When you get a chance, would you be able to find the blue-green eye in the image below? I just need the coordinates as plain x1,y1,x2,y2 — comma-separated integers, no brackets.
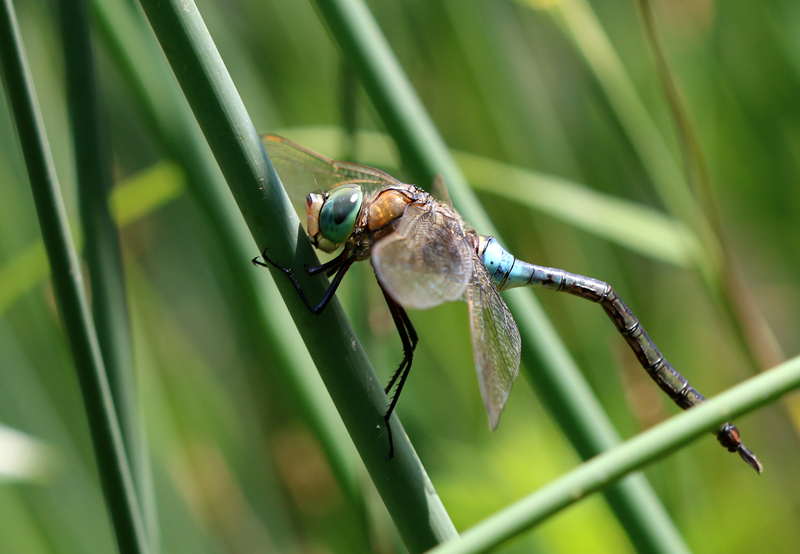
319,186,363,244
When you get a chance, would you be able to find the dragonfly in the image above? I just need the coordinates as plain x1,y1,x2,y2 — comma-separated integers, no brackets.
253,134,762,472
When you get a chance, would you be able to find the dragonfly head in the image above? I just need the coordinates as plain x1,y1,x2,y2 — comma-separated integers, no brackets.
305,185,363,253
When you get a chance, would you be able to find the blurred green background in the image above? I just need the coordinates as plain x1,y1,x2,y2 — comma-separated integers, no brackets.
2,0,800,552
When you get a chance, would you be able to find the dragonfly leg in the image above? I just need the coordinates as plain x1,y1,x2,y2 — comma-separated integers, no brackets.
379,286,418,460
253,249,355,315
513,260,763,472
305,249,348,277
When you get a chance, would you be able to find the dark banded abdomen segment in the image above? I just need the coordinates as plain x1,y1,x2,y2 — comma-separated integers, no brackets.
590,285,700,409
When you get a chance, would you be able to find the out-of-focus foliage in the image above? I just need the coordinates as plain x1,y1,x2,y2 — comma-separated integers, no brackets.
2,0,800,553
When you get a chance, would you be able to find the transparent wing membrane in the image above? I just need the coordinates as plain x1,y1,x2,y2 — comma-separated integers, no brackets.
372,203,472,309
466,256,521,429
262,134,402,215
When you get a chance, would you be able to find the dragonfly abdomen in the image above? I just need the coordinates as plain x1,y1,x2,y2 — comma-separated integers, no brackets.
477,236,762,472
480,236,575,292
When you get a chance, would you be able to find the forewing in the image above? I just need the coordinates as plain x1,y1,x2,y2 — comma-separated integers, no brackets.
262,135,402,213
467,257,521,429
372,203,471,310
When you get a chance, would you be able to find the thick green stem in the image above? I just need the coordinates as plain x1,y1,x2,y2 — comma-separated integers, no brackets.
135,0,457,551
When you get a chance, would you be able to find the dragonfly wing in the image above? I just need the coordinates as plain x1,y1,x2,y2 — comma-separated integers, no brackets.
430,174,453,208
262,135,403,213
467,257,521,430
372,203,472,310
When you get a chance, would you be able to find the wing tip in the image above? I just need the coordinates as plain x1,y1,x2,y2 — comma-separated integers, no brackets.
484,393,508,431
488,409,501,431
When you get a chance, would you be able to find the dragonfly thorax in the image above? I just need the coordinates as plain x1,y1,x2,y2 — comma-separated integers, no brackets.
305,186,364,252
365,187,415,232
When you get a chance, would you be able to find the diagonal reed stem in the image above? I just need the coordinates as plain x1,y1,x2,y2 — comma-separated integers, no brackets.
135,0,457,551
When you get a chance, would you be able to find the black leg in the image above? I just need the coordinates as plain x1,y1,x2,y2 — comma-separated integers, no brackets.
305,250,348,276
253,249,354,315
382,298,418,395
379,286,418,460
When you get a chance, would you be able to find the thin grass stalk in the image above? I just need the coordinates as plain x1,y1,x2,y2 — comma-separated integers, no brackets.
550,0,714,255
92,0,370,545
429,352,800,554
548,0,779,377
0,2,148,553
633,0,784,371
309,0,691,552
58,0,157,548
134,0,457,550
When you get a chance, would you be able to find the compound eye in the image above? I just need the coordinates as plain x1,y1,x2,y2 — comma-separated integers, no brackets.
319,186,363,244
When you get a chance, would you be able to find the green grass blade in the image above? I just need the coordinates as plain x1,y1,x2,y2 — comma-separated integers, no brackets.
61,0,136,434
0,2,148,553
58,0,156,548
134,0,457,551
429,352,800,554
308,1,691,552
